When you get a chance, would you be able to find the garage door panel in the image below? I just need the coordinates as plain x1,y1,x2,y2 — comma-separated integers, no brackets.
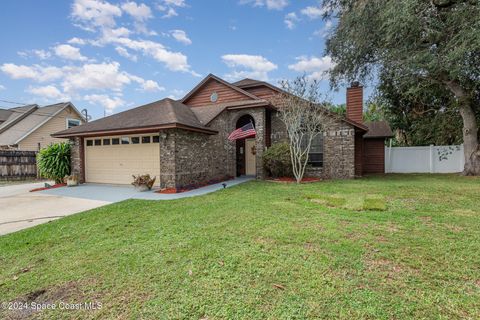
85,137,160,186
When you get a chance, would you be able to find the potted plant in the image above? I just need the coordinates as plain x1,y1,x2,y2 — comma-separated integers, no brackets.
65,174,79,187
132,174,156,192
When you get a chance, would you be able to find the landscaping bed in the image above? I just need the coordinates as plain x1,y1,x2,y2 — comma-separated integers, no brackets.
1,174,479,319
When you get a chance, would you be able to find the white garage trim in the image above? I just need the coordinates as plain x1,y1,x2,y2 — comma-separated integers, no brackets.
84,134,161,186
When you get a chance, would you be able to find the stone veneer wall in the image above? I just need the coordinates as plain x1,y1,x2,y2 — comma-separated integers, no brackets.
70,137,85,183
158,107,267,189
268,112,355,180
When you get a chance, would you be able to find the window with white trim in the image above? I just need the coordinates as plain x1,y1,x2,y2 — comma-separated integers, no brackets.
67,118,81,129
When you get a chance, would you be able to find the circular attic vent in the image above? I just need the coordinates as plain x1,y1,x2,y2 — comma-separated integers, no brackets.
210,91,218,103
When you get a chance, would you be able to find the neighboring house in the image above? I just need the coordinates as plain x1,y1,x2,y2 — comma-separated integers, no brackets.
53,74,392,189
0,102,84,151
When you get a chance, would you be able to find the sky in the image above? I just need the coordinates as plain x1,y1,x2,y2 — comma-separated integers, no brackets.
0,0,359,120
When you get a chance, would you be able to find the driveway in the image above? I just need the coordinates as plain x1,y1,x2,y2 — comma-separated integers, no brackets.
0,182,109,236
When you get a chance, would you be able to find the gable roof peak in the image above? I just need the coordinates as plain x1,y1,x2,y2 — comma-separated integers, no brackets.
180,73,260,103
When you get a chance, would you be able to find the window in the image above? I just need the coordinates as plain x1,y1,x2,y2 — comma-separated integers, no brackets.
103,138,111,145
121,137,130,144
67,118,81,129
86,140,93,146
142,136,151,144
94,139,101,146
302,135,324,168
152,135,160,143
112,138,120,145
131,137,140,144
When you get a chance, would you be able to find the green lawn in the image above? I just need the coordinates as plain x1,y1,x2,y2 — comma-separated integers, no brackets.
1,174,479,319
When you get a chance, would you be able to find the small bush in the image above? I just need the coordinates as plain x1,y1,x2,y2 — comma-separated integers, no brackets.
263,142,293,178
37,142,71,184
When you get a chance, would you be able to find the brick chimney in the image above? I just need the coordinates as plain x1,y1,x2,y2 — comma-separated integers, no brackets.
346,81,363,123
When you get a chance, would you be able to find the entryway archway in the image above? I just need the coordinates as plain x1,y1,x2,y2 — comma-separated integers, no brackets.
235,114,256,176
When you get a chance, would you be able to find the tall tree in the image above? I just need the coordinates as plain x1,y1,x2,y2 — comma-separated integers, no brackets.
323,0,480,175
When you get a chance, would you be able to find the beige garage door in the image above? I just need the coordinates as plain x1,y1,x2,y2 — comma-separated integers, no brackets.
84,135,160,186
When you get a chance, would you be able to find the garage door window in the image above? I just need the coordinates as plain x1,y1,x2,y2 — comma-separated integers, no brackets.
86,140,93,146
131,137,140,144
94,139,102,146
103,139,110,145
142,136,151,143
153,136,160,143
121,137,130,144
112,138,120,145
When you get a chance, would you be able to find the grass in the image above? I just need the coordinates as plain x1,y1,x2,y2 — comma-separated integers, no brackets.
0,178,44,186
1,174,479,319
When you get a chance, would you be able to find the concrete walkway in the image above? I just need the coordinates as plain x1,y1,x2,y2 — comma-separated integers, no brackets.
40,176,254,202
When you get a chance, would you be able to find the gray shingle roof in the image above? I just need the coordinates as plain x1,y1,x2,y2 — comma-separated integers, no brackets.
0,103,71,146
364,121,393,138
53,98,216,137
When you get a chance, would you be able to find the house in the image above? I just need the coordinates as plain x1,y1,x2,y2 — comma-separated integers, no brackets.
0,102,85,151
53,74,392,189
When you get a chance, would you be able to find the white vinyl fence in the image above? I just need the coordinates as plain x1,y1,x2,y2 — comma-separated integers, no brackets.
385,145,464,173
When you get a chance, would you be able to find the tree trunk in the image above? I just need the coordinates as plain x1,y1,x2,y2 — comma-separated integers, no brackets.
444,80,480,175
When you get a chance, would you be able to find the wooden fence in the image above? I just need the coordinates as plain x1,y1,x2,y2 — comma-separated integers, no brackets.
0,150,37,180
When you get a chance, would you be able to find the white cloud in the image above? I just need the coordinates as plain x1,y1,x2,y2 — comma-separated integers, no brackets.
170,30,192,45
313,20,333,38
167,88,185,99
0,63,63,82
107,37,195,74
33,50,51,60
163,0,186,7
115,46,138,61
156,0,185,18
84,94,125,114
71,0,122,30
288,55,335,80
54,44,88,61
241,0,289,10
121,2,152,21
0,84,5,90
140,80,165,92
68,37,87,45
121,2,156,34
27,85,70,100
62,61,132,93
300,5,326,19
284,12,299,29
222,54,277,81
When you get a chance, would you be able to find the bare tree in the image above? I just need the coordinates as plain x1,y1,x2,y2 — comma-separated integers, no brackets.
274,76,337,183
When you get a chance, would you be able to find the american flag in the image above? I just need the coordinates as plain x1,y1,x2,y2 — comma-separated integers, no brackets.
228,122,256,141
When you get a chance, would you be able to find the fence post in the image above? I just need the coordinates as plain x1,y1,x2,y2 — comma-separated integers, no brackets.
429,144,434,173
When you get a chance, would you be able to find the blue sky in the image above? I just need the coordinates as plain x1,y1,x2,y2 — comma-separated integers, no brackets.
0,0,354,119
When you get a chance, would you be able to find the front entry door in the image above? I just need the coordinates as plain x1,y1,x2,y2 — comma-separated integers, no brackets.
245,139,256,176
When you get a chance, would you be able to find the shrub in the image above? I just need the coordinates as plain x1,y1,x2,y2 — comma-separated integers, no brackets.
37,142,71,184
263,142,293,178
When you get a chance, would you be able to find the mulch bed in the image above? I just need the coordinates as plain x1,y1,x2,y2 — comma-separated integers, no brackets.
30,183,66,192
268,177,321,183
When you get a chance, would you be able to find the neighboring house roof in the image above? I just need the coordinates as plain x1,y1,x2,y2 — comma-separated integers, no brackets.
0,105,38,133
363,121,393,138
180,74,260,103
0,103,81,146
53,98,217,138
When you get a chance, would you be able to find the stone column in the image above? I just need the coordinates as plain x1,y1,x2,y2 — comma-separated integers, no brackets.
70,137,85,183
159,130,176,189
253,108,266,179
